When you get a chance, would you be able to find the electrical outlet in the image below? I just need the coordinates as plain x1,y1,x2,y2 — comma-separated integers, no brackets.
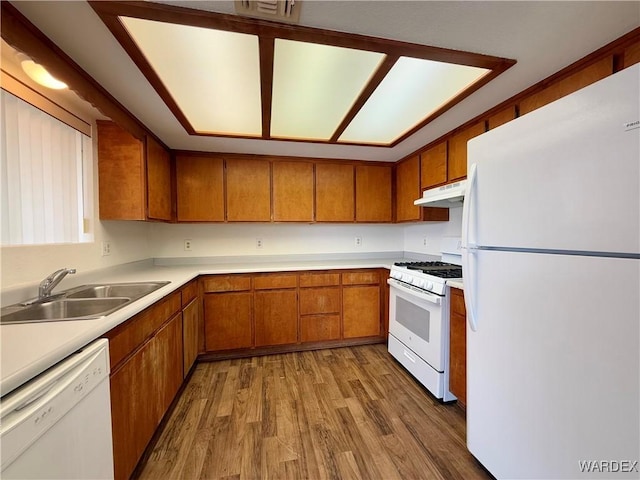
101,241,111,256
256,238,263,249
355,236,363,247
184,239,193,251
423,236,428,247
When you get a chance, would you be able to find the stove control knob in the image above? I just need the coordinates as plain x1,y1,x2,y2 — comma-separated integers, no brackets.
416,279,426,288
425,281,434,290
402,274,411,283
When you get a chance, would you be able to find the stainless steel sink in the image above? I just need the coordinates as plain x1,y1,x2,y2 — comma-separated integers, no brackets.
1,298,131,324
63,282,170,300
0,281,170,325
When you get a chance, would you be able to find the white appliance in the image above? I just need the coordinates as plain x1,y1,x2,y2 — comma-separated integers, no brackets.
414,179,467,208
387,237,462,401
0,339,114,479
462,64,639,479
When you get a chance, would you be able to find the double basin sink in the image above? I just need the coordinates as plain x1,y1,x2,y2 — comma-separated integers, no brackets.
0,281,170,325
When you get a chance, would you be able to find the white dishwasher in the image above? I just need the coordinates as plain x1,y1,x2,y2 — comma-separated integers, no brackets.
0,338,114,479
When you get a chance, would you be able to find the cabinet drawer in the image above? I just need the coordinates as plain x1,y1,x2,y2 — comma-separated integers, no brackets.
253,274,297,290
300,314,341,342
299,287,340,315
450,288,466,315
106,291,181,370
342,271,380,285
181,281,198,306
299,272,340,287
202,275,251,292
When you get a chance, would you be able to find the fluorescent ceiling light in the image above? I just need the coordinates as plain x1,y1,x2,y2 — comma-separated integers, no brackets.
20,59,68,90
92,4,514,147
120,16,262,136
339,57,490,145
271,39,385,141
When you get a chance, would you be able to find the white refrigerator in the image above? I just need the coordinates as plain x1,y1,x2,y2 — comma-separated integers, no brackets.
462,64,640,479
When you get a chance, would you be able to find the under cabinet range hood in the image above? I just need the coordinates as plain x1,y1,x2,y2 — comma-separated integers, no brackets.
414,179,467,208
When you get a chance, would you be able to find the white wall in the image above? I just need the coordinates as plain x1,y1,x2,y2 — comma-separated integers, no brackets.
148,222,404,258
403,206,463,255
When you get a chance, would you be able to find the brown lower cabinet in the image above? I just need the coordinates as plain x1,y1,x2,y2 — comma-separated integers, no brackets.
181,283,200,378
204,292,253,351
203,269,386,355
449,287,467,407
106,298,183,480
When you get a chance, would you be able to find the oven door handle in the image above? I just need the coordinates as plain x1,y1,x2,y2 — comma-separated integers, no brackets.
387,278,442,305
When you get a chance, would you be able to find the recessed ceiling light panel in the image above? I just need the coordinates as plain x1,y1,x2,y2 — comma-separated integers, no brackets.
339,57,490,145
120,16,262,136
271,39,385,141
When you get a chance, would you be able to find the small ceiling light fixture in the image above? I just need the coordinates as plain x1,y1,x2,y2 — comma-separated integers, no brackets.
20,58,68,90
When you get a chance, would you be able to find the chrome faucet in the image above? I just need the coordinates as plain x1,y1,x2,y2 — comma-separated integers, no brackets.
39,268,76,299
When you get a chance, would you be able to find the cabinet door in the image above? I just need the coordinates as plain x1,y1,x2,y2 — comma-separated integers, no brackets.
204,292,253,351
395,155,421,222
449,288,467,406
154,314,184,414
110,338,154,480
272,161,314,222
448,122,486,181
97,121,145,220
355,165,392,222
420,142,447,189
300,315,341,342
299,287,341,315
182,297,199,377
316,163,354,222
487,106,516,131
624,41,640,68
176,154,224,221
343,285,381,338
226,159,271,221
519,56,613,116
146,136,172,221
110,314,183,480
254,290,298,346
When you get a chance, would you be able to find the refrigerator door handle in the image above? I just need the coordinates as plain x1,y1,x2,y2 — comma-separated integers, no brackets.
462,162,478,331
461,162,477,250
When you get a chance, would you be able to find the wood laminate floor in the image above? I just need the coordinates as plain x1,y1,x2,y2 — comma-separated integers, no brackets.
136,344,490,480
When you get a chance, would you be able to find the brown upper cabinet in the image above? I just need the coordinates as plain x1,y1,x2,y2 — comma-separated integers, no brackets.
624,41,640,68
447,121,486,182
397,155,449,222
395,155,422,222
176,154,225,222
272,161,314,222
97,121,172,221
488,106,516,131
519,56,613,116
355,164,392,222
420,141,447,190
226,158,271,221
315,163,355,222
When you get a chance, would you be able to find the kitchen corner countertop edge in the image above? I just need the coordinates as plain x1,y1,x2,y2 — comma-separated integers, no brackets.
447,280,464,290
1,257,401,396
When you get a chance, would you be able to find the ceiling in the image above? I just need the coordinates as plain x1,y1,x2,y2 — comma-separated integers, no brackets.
7,1,640,161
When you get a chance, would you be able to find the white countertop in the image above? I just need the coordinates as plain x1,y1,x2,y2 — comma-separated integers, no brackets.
1,256,403,396
447,279,464,290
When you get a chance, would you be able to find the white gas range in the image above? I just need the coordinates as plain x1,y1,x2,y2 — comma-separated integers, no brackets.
387,237,462,402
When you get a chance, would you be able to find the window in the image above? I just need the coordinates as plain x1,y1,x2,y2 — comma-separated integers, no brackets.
0,89,93,245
